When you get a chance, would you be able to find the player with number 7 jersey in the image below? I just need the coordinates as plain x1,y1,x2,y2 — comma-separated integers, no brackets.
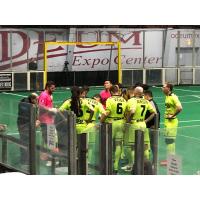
124,86,156,171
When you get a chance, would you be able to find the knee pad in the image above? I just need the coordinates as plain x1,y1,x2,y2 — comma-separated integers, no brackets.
165,138,175,144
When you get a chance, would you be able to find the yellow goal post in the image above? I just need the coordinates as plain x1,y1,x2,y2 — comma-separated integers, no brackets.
43,41,122,87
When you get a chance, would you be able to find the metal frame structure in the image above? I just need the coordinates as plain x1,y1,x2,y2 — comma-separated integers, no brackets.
43,41,122,87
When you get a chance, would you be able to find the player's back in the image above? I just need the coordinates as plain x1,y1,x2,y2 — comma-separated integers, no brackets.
132,97,155,121
106,95,127,121
83,98,104,121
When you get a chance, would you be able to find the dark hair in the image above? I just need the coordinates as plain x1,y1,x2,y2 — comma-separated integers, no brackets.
82,85,90,92
135,83,149,91
28,93,38,100
70,86,81,116
166,82,173,91
114,83,123,89
80,85,90,94
45,81,55,89
93,93,101,99
144,90,153,97
110,85,119,94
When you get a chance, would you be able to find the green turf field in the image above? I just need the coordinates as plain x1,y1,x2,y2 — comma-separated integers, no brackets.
1,85,200,174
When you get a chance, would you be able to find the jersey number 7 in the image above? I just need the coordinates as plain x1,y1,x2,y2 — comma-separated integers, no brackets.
141,105,146,116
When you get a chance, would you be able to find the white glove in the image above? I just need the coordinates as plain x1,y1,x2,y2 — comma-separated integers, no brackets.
49,108,58,114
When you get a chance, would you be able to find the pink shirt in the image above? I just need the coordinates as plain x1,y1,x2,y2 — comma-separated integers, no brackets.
38,91,54,124
100,90,111,109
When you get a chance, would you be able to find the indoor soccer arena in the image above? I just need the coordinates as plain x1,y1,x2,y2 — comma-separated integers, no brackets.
1,26,200,175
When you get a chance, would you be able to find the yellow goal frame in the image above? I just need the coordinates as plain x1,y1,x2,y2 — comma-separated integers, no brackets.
43,41,122,87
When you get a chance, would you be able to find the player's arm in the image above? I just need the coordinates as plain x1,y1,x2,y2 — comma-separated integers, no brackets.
100,110,110,123
126,100,136,123
38,98,57,114
85,100,94,123
167,97,183,119
59,99,70,112
145,102,156,124
100,99,111,123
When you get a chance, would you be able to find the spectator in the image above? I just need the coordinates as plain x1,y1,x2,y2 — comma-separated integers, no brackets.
17,93,40,166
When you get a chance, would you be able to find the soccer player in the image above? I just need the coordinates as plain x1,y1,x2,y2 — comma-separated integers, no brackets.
83,94,106,165
124,86,156,171
100,85,127,173
100,80,112,109
144,90,160,159
160,83,182,166
59,86,94,134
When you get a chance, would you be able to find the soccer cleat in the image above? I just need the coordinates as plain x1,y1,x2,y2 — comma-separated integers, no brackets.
121,164,132,172
160,160,167,166
46,160,60,167
113,170,118,175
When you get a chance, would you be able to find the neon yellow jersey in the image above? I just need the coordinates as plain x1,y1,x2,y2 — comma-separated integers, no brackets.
106,95,127,120
84,98,105,121
165,93,182,118
59,98,94,122
127,97,136,112
127,97,155,121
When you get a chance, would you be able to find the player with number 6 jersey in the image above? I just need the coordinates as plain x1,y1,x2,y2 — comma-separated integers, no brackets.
101,85,127,173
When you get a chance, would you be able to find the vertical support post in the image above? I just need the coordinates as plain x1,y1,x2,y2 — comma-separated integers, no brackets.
99,123,106,174
177,31,180,85
117,42,122,84
192,30,196,85
29,104,36,175
107,123,113,175
152,114,159,175
134,130,144,175
99,123,113,175
2,134,7,164
77,133,87,175
162,68,166,86
43,42,47,89
68,112,77,175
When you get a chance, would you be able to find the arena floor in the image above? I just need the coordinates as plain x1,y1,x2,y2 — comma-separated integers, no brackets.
1,85,200,174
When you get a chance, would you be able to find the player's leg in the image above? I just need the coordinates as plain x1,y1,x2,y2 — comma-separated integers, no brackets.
122,123,135,171
164,118,178,155
86,122,96,164
144,127,150,160
113,121,123,172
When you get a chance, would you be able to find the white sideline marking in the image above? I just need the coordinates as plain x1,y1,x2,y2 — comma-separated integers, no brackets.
160,119,200,125
157,100,200,104
154,94,200,98
192,95,200,99
178,134,200,142
179,120,200,123
153,85,200,93
2,92,27,98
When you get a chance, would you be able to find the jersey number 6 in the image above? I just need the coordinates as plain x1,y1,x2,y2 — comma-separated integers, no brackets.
117,103,123,114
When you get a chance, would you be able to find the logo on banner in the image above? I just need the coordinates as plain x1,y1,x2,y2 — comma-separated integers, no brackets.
167,154,182,175
47,124,57,150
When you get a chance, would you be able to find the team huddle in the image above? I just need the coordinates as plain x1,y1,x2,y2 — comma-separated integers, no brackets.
18,80,182,174
58,80,181,173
